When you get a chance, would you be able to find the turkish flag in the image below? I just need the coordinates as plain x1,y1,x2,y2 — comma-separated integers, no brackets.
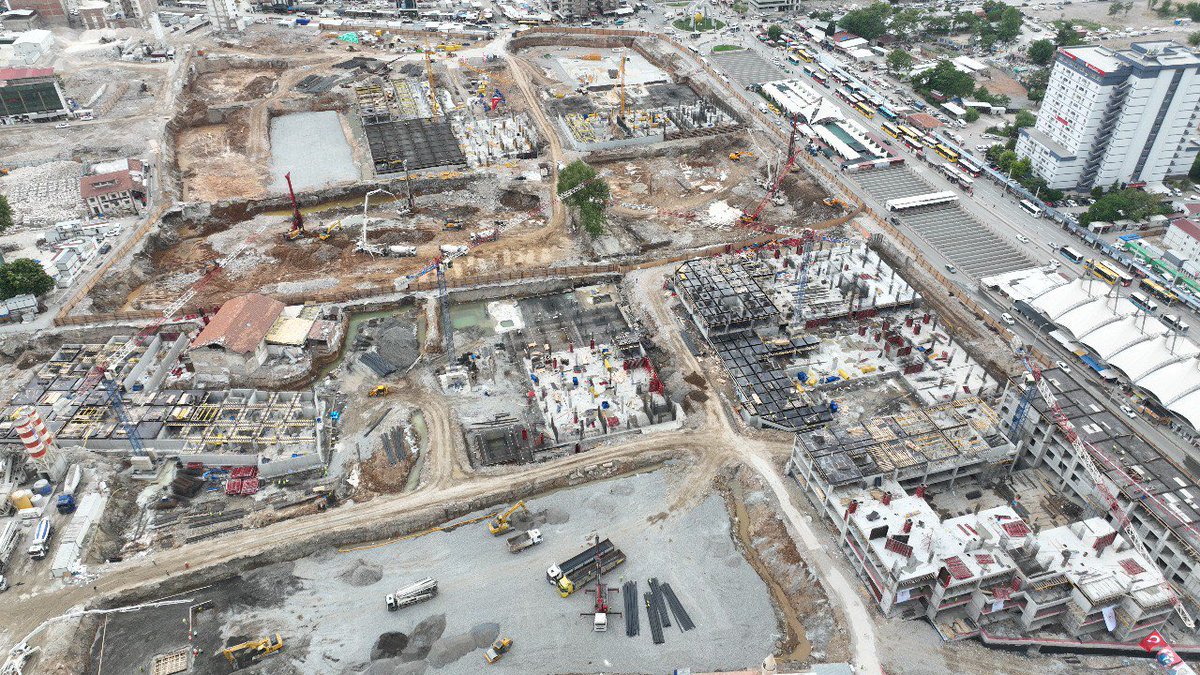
1140,631,1167,652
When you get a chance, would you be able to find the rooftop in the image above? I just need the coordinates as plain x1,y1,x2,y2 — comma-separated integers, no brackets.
0,66,52,81
190,293,286,354
79,169,144,200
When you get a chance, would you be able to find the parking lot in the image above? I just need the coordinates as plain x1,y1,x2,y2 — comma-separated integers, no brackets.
709,50,785,88
852,167,1035,279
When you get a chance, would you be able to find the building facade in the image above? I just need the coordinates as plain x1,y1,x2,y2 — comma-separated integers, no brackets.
1016,42,1200,191
1164,218,1200,262
79,160,147,217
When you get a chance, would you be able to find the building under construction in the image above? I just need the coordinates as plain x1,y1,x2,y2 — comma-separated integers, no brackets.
1002,366,1200,627
788,401,1177,645
0,335,324,474
672,242,994,431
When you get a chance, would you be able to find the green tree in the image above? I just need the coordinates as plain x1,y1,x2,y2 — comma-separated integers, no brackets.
965,108,981,122
1028,39,1056,65
996,6,1023,41
767,24,783,41
0,195,12,234
558,160,610,237
731,1,748,14
1190,31,1200,47
1053,20,1084,46
1015,109,1037,128
1024,68,1051,101
912,59,976,98
886,49,914,76
838,2,891,40
1108,1,1124,15
0,259,54,300
1080,188,1165,225
1191,153,1200,181
985,144,1006,164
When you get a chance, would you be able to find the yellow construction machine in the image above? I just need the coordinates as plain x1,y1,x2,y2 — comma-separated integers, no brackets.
443,221,463,231
318,220,343,241
822,197,847,208
222,634,283,669
484,637,512,664
488,501,527,536
729,151,753,161
368,384,391,397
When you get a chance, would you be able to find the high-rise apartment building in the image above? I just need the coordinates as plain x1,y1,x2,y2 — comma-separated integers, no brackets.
1016,41,1200,191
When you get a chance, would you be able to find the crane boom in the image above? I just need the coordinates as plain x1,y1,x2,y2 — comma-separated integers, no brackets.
1022,359,1196,629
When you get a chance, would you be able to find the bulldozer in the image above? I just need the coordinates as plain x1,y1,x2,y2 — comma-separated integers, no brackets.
488,501,527,536
368,384,390,397
222,634,283,669
484,637,512,664
729,151,753,161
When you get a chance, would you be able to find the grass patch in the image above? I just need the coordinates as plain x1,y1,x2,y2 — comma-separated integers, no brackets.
712,44,742,52
672,16,725,32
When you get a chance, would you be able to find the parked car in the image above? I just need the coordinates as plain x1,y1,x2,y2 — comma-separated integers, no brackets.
1055,360,1071,373
1016,234,1030,244
945,264,957,274
1119,404,1138,419
1001,312,1016,326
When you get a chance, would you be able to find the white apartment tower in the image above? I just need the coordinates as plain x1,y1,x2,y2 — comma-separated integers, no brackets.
1016,41,1200,191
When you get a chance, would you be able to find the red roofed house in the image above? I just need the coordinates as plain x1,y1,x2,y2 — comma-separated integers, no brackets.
190,293,286,381
1165,218,1200,262
79,159,146,217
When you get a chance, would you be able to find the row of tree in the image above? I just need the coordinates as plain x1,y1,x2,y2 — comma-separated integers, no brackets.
0,195,70,301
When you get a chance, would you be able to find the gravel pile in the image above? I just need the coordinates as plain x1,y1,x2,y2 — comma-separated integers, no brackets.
338,559,384,587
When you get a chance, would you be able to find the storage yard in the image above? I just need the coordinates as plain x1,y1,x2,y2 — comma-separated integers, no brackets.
0,12,1196,675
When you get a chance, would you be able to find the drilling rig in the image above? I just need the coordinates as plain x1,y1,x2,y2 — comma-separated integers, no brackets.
283,172,305,241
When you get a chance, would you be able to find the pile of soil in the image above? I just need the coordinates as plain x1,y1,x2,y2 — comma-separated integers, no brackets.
338,559,384,587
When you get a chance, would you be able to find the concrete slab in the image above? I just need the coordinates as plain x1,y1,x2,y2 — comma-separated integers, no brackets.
269,111,358,193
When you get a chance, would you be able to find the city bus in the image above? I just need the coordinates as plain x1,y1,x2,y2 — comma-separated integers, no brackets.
939,164,975,191
787,53,801,65
854,102,875,119
934,144,960,162
878,105,898,121
836,87,857,103
796,48,815,62
902,136,924,152
1142,279,1180,305
1059,245,1084,264
1085,259,1133,287
958,155,984,177
898,125,920,140
1129,291,1159,314
1162,313,1190,333
810,71,828,86
1019,199,1043,217
881,122,901,139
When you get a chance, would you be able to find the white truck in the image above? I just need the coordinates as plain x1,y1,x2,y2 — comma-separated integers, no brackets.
386,245,418,257
27,517,51,560
0,519,20,571
506,528,543,553
385,577,438,611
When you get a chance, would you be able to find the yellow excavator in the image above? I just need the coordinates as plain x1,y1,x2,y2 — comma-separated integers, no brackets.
729,151,753,161
318,220,343,241
488,501,527,536
222,634,283,669
368,384,391,397
822,197,847,208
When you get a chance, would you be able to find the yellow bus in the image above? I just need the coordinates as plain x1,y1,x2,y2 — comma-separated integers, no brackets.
898,125,920,140
881,122,901,139
796,48,815,62
1085,259,1132,287
854,102,875,119
934,144,960,162
1142,279,1180,305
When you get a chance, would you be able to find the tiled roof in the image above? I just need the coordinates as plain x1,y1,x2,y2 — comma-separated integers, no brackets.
190,294,285,354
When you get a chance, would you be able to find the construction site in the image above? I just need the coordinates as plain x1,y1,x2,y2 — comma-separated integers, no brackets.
1,16,1196,675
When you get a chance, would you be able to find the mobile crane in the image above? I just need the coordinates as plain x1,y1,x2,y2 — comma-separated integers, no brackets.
488,500,528,536
283,172,305,241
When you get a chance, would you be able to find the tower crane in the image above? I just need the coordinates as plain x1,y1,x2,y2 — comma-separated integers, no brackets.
405,171,608,365
1017,356,1197,629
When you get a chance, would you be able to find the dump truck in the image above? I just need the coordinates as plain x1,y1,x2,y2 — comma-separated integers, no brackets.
556,547,625,597
27,517,51,560
506,528,542,553
470,227,499,244
547,537,626,596
386,577,438,611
